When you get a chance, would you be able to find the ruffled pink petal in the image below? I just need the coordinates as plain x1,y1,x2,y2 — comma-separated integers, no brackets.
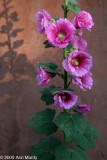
36,67,51,87
78,28,83,36
62,59,70,73
72,72,93,91
46,18,76,48
54,91,78,109
71,36,87,52
76,104,90,115
36,9,52,34
72,10,94,35
63,50,92,77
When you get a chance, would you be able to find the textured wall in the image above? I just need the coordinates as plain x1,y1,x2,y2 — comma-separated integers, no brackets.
0,0,107,159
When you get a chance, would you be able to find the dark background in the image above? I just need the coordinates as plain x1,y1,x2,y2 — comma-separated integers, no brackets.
0,0,107,159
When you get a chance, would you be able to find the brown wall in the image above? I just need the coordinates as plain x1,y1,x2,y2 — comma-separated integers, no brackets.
0,0,107,159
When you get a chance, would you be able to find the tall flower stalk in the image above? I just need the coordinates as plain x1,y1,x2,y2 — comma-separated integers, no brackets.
64,0,68,91
28,0,100,160
63,1,68,145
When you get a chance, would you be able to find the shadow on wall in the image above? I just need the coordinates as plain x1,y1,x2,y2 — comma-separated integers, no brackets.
0,0,36,155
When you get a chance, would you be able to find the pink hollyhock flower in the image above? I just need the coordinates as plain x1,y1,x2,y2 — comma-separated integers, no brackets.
36,9,52,34
54,91,78,109
71,35,87,52
36,66,51,87
72,11,94,36
62,50,92,77
46,18,76,48
76,104,90,115
72,72,93,91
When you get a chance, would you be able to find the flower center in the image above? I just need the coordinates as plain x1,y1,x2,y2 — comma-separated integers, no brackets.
71,58,79,67
58,33,65,41
61,93,69,101
61,95,67,100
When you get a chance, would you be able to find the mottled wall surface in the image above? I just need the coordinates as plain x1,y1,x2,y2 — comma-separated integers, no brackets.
0,0,107,159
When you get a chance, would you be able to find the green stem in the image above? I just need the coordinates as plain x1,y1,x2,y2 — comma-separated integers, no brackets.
68,108,72,114
57,73,64,79
63,48,67,90
65,0,68,6
63,0,68,145
64,0,68,18
67,79,72,88
63,0,68,90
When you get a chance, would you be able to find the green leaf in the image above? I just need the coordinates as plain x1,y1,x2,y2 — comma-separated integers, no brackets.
40,85,55,105
31,137,61,160
55,112,100,150
56,144,72,160
73,134,95,149
53,17,60,21
51,88,74,95
43,40,55,48
28,108,57,136
56,144,89,160
73,121,100,149
68,5,81,14
37,61,60,73
73,145,89,160
85,122,100,139
55,112,86,142
68,0,78,5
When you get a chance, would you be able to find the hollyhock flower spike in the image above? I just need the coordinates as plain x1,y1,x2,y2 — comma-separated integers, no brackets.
71,35,87,52
72,10,94,36
29,1,100,159
76,104,90,115
46,18,76,48
62,50,92,77
36,9,52,34
72,72,93,91
54,91,78,109
36,66,51,87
